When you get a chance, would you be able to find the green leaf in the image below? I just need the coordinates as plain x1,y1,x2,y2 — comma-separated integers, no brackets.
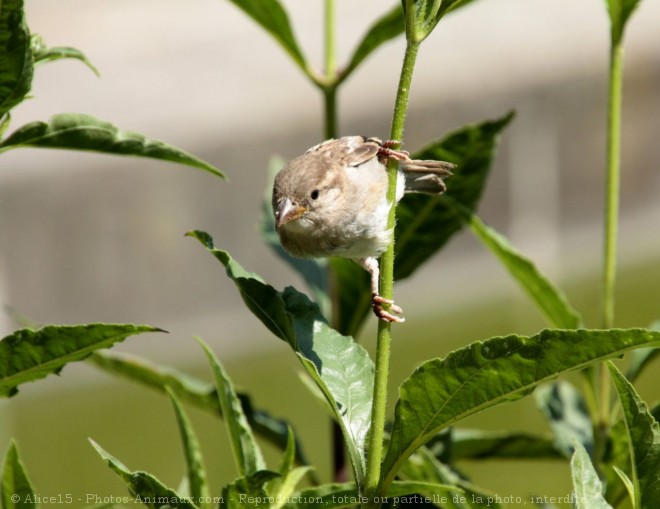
281,481,458,509
89,349,311,468
439,428,561,461
0,323,161,397
0,113,11,138
167,389,209,507
612,466,635,508
395,112,514,280
196,337,266,477
342,5,404,82
90,440,197,509
0,0,33,118
457,207,582,329
403,0,478,42
267,432,313,509
260,157,330,316
30,34,99,76
188,231,374,486
221,470,280,509
380,328,660,493
227,0,307,74
608,362,660,508
626,348,660,383
386,480,461,505
625,321,660,382
329,257,371,337
1,441,36,509
281,483,357,509
0,113,225,178
400,447,502,509
571,441,612,509
535,381,593,457
604,417,632,507
605,0,643,46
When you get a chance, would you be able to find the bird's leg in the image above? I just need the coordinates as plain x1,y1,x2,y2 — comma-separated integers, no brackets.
378,140,411,162
358,257,404,323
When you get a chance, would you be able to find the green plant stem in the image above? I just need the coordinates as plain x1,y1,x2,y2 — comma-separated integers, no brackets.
594,41,624,466
324,87,337,140
364,39,420,507
322,0,338,140
602,43,623,331
322,0,347,484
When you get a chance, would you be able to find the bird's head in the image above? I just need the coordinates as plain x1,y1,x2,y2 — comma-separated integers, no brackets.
272,155,342,232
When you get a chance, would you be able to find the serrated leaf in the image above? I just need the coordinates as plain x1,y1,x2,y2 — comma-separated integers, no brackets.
341,5,404,82
90,440,197,509
260,157,330,316
89,349,312,468
0,0,33,118
0,113,225,178
221,470,280,509
188,231,374,486
571,441,612,509
400,447,502,509
438,428,561,461
197,337,266,477
31,34,99,76
380,328,660,493
605,0,643,46
1,441,36,509
608,363,660,508
167,389,209,507
535,381,593,457
227,0,307,73
0,323,161,397
456,206,582,329
395,112,514,280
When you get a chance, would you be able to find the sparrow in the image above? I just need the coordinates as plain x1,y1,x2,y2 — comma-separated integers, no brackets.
272,136,454,323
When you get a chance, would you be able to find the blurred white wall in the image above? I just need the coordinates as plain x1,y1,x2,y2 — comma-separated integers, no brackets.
1,0,659,365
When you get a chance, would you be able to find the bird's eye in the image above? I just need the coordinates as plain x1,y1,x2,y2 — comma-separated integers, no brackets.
310,189,320,200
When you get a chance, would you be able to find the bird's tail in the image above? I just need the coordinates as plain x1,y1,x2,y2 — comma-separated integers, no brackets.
401,159,455,195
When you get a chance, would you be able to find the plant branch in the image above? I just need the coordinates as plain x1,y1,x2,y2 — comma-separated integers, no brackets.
364,39,421,507
602,43,623,330
594,39,625,469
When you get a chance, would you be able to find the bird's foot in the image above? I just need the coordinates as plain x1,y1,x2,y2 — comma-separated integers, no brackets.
372,293,405,323
378,140,411,162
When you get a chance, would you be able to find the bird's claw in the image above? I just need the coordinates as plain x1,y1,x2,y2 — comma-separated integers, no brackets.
372,293,405,323
378,140,411,162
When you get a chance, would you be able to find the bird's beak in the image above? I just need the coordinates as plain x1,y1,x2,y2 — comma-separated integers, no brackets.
275,198,306,229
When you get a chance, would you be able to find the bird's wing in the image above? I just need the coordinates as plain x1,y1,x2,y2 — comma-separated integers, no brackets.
307,136,380,168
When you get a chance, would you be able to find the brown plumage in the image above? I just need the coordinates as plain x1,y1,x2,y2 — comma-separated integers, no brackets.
272,136,454,322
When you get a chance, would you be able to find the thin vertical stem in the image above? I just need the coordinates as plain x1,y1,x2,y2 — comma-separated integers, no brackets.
324,0,336,79
602,43,623,330
323,0,337,140
364,40,420,507
322,0,346,484
324,87,337,140
595,41,624,460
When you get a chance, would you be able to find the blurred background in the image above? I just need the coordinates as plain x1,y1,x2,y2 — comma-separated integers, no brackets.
1,0,659,505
